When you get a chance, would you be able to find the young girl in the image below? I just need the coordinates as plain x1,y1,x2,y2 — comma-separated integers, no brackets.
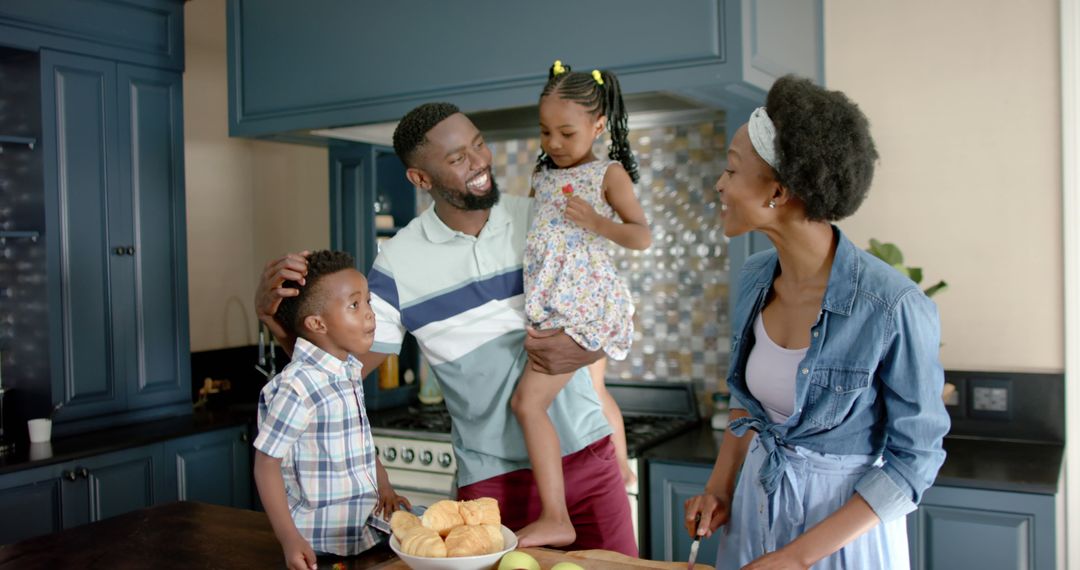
510,61,651,548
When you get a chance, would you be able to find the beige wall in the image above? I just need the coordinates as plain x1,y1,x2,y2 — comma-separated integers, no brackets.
825,0,1062,371
184,0,329,352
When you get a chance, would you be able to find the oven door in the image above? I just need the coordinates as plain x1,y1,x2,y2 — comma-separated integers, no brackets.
383,467,456,508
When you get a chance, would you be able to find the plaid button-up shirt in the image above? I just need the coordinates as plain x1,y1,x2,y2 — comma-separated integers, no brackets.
254,337,380,555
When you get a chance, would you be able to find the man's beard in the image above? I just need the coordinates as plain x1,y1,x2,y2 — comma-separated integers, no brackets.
431,174,500,211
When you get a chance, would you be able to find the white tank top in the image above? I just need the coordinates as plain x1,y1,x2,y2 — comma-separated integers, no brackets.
746,312,808,424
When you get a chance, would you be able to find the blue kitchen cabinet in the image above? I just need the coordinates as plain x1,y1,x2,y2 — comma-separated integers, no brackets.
907,485,1056,570
0,0,184,70
160,426,252,509
0,463,64,544
226,0,823,136
41,50,127,422
0,445,159,545
115,62,191,413
329,143,415,274
67,445,160,526
40,48,190,431
329,142,422,409
649,461,721,566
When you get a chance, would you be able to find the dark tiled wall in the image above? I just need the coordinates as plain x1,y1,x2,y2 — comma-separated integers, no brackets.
0,47,47,443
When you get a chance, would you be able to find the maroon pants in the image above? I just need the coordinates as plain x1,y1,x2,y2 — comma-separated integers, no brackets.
457,436,638,557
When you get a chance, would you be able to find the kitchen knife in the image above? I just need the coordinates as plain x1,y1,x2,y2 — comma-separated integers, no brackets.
687,512,702,570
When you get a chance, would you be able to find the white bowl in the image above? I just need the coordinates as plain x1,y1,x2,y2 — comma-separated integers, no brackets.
389,525,518,570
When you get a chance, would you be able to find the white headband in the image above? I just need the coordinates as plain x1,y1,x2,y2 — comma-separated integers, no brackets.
748,106,778,170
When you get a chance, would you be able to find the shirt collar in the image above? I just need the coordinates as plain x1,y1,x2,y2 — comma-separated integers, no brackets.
749,225,860,316
821,226,859,316
293,337,364,382
419,198,511,243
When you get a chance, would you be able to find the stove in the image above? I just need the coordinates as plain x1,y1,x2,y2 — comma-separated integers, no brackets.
607,380,701,552
369,404,453,440
370,404,457,507
368,381,701,554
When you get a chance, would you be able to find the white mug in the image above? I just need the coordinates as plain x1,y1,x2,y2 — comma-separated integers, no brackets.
27,418,52,443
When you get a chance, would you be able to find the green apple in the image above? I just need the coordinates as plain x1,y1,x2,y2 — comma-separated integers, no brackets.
497,551,541,570
550,563,585,570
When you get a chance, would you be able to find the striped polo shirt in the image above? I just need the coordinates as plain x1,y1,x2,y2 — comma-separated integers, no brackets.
368,194,612,487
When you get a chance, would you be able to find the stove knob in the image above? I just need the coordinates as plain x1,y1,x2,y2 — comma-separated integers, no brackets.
384,447,397,462
438,452,453,468
419,450,433,465
402,448,415,464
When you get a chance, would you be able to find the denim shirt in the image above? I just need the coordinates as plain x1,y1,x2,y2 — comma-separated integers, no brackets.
726,226,949,523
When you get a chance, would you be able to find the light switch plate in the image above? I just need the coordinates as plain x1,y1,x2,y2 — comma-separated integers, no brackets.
968,377,1012,420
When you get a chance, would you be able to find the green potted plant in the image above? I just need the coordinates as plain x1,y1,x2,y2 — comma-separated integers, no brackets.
866,239,947,298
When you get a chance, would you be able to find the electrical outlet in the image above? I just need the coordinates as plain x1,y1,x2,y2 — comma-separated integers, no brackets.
968,377,1012,420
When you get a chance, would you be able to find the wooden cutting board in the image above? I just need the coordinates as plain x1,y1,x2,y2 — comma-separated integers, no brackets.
372,547,715,569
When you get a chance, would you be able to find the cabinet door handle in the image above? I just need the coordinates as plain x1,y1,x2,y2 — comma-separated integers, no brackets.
125,246,135,256
240,432,249,442
62,470,77,481
77,467,89,479
113,247,126,256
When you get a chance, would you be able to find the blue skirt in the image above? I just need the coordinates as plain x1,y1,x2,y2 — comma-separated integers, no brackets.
715,435,909,569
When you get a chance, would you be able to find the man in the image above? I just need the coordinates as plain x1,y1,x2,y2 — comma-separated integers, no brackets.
255,102,636,556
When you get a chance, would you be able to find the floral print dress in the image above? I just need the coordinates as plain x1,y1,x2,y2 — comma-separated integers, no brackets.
524,160,634,360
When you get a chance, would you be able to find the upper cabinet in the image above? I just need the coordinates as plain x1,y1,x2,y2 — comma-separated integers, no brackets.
0,0,189,435
0,0,184,70
227,0,823,136
41,50,190,428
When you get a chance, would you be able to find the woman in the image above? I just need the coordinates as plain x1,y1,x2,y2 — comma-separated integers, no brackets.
683,75,949,569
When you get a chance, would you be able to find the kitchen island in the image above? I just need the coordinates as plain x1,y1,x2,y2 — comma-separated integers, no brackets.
0,501,713,569
0,501,397,569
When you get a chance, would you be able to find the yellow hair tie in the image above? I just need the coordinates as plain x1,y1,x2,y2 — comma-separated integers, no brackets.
592,70,604,85
552,60,566,76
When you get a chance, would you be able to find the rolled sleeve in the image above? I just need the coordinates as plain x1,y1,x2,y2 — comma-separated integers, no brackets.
254,380,313,459
854,466,918,522
368,261,405,355
863,289,949,522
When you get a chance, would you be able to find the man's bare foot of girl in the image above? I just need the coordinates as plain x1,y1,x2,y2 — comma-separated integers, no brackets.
516,517,576,548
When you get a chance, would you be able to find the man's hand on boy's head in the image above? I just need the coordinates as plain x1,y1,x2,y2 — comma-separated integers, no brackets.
256,251,311,350
524,326,604,375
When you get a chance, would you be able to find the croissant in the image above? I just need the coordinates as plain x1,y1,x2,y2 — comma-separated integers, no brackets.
400,526,447,558
479,523,504,552
422,500,465,537
444,524,500,557
458,497,501,526
389,510,421,542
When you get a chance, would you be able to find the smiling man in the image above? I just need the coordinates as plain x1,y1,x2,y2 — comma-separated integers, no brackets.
255,103,637,556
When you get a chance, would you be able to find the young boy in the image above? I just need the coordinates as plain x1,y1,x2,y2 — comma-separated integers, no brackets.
253,250,410,570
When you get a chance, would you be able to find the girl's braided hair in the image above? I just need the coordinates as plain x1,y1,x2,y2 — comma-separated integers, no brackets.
535,62,639,183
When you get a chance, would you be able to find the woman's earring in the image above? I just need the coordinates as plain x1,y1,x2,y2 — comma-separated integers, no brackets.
768,200,777,209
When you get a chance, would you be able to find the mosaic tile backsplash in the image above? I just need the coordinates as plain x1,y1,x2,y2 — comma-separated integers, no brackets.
413,118,732,395
488,119,733,396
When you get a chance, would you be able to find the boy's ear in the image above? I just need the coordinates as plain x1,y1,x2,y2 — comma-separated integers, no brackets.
302,314,327,336
406,167,431,190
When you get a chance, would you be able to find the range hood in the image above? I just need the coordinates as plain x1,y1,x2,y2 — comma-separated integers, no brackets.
310,91,724,146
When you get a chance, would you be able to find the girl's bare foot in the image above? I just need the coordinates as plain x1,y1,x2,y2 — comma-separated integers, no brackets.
516,517,577,548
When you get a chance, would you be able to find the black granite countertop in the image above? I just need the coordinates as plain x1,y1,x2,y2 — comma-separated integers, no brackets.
0,407,255,476
643,423,1064,495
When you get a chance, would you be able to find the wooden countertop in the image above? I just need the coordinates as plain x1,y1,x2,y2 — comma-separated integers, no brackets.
0,501,396,569
0,502,714,569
